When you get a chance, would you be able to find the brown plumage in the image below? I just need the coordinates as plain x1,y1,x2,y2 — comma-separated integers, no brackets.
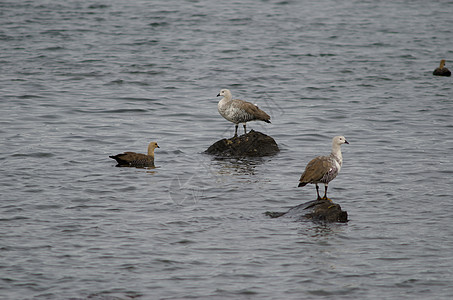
110,141,159,168
433,59,451,76
298,136,349,201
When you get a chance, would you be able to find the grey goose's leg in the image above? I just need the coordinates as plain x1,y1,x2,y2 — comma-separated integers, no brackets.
323,184,331,201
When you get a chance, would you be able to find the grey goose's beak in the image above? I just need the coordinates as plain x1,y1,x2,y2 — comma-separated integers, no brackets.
217,93,221,97
345,140,349,144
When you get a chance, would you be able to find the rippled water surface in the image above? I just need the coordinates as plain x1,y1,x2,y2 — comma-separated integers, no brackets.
1,0,453,299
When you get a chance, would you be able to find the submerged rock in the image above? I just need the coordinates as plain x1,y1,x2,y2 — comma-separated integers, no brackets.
205,130,279,157
265,199,348,223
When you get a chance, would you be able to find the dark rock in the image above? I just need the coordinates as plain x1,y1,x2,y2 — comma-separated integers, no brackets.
265,199,348,223
205,130,279,157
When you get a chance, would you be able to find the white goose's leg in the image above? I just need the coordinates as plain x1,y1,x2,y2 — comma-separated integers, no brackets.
315,184,321,200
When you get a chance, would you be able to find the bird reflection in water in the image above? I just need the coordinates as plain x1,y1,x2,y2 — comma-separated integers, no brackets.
208,157,268,183
298,222,347,239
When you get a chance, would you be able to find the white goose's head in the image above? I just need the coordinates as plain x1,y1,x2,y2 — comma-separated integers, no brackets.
217,89,232,100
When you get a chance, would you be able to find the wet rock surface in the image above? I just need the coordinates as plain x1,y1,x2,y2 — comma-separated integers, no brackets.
205,130,279,157
265,199,348,223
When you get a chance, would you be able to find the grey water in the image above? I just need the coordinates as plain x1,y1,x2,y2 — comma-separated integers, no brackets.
1,0,453,299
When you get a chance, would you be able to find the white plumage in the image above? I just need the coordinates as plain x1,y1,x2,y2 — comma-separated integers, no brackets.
217,89,271,137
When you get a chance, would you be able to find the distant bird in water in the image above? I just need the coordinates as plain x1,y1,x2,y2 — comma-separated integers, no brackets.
217,89,271,137
433,59,451,76
110,141,159,168
298,136,349,201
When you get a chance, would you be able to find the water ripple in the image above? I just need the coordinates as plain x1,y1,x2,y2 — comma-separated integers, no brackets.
1,0,452,299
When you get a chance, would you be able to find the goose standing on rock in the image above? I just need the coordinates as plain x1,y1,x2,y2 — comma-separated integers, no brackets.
110,141,159,168
433,59,451,76
298,136,349,201
217,89,271,137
